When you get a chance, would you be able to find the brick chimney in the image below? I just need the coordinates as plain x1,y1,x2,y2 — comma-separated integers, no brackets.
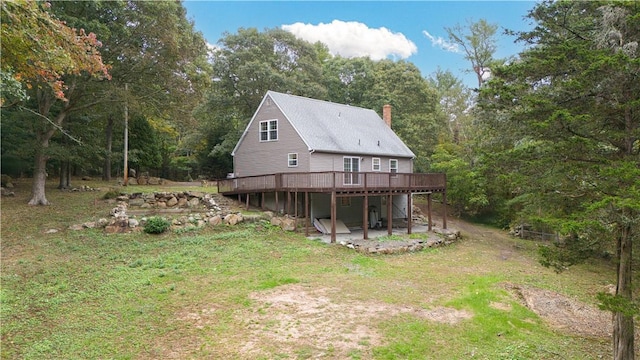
383,104,391,127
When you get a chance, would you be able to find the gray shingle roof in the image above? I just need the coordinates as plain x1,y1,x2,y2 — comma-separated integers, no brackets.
264,91,415,158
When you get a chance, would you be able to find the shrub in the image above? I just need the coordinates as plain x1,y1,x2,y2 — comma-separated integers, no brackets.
1,174,12,187
102,188,121,200
144,217,171,234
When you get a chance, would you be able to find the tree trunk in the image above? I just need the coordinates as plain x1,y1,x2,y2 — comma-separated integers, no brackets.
29,89,68,205
28,147,51,205
613,222,634,360
103,116,113,181
58,161,70,189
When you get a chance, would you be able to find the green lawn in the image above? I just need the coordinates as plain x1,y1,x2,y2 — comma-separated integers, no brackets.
1,179,614,359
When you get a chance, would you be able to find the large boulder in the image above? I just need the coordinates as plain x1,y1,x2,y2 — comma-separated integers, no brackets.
148,177,161,185
166,196,178,207
208,215,222,226
104,219,129,233
280,217,296,231
187,197,200,208
224,213,242,226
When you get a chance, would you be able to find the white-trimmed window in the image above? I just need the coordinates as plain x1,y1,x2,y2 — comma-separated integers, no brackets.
288,153,298,167
389,159,398,175
259,120,278,141
372,158,381,171
343,156,360,185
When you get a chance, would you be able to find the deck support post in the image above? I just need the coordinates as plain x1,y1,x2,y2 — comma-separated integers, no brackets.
304,192,309,237
427,193,433,231
294,191,298,229
407,193,412,235
330,191,337,243
443,191,447,229
275,191,279,214
246,193,250,210
363,194,369,240
261,192,265,210
387,193,392,235
287,191,291,215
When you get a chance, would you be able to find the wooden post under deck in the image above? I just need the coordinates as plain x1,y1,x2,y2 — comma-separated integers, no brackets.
427,193,433,231
387,193,392,235
330,191,337,243
275,191,279,214
363,194,369,240
261,192,265,210
443,191,447,229
407,193,412,235
304,192,309,237
294,191,298,229
246,193,250,210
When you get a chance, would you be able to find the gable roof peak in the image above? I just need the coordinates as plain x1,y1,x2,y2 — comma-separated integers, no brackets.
265,91,415,158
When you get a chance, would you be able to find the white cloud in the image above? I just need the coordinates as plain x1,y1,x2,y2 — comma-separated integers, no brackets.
282,20,417,60
422,31,461,54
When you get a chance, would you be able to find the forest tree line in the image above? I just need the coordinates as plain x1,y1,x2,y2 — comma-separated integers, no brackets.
1,1,639,357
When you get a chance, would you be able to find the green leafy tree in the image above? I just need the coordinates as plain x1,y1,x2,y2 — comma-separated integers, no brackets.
52,1,211,181
324,57,443,172
428,69,474,144
430,143,488,216
1,1,212,203
479,2,640,358
323,56,375,106
128,114,162,172
195,27,327,177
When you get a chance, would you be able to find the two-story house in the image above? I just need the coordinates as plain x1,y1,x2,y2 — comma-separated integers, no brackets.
218,91,447,242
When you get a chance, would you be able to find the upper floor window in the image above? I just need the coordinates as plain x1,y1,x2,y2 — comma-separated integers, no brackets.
260,120,278,141
288,153,298,167
372,158,381,171
389,159,398,175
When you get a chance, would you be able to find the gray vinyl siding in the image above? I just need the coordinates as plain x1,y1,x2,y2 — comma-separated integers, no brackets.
309,152,412,173
234,100,309,177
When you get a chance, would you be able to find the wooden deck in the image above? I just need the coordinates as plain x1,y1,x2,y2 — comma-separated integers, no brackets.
218,171,447,243
217,171,446,195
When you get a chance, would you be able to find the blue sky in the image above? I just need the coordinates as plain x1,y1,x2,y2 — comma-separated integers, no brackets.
183,1,537,89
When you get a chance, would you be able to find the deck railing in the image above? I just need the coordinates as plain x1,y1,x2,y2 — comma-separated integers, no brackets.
218,171,445,194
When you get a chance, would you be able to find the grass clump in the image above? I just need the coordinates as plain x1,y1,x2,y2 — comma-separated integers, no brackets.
102,188,121,200
376,234,404,242
143,216,171,234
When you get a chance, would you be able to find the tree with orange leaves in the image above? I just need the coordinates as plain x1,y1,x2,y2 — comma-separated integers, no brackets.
1,0,110,205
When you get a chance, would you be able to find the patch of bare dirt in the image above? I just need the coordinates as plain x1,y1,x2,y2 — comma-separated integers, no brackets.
507,283,612,338
237,284,472,358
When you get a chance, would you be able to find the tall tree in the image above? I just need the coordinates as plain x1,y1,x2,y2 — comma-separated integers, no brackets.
323,57,443,172
322,56,375,106
367,60,443,172
52,1,212,181
1,0,110,205
429,68,474,144
195,28,326,177
1,1,212,204
479,2,639,358
445,19,499,88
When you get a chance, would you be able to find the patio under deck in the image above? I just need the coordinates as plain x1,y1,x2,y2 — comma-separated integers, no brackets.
218,171,447,242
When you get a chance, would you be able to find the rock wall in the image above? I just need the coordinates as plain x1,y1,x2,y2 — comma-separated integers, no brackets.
65,191,297,233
